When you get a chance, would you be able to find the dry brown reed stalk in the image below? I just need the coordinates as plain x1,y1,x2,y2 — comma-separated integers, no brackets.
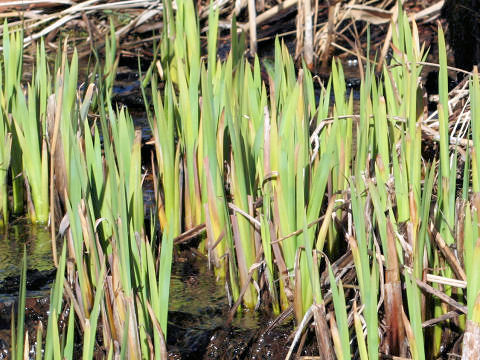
240,0,297,31
0,0,163,58
319,0,340,71
383,219,406,356
295,0,304,59
312,303,335,359
462,315,480,359
0,0,446,69
0,0,73,11
312,0,444,70
48,39,67,267
376,4,398,72
247,0,256,55
303,0,314,69
285,305,314,360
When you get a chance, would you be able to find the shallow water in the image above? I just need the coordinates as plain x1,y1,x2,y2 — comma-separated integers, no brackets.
168,255,227,358
167,253,296,359
0,223,55,299
0,223,55,359
0,222,293,359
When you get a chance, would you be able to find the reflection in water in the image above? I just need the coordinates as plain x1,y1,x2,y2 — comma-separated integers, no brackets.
0,222,55,282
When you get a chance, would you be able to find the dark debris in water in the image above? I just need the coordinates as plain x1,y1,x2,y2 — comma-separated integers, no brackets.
204,321,293,360
0,295,50,359
0,268,56,294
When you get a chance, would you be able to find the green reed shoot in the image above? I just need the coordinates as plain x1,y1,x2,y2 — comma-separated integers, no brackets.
0,105,11,226
149,76,180,334
472,68,480,193
328,264,350,359
11,248,26,360
12,82,49,223
438,25,456,251
1,22,24,215
463,68,480,353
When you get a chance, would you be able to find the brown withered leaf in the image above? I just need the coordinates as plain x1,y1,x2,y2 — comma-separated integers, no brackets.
383,219,406,357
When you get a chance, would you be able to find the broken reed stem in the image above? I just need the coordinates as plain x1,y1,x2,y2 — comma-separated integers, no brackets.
321,0,338,71
462,320,480,360
247,0,257,55
376,4,397,73
303,0,313,69
49,39,68,267
241,0,297,31
285,305,314,360
226,247,264,326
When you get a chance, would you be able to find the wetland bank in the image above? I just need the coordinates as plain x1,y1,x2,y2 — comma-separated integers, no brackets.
0,0,480,358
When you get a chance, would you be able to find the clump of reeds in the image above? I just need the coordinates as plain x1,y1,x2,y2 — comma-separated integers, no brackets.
146,0,480,357
4,0,480,358
1,17,170,359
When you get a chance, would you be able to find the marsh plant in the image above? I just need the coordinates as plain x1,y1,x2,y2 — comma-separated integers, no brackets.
3,0,480,358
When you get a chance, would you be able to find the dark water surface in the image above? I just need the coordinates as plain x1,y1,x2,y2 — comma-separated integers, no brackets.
0,223,55,359
0,222,55,298
167,253,295,359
